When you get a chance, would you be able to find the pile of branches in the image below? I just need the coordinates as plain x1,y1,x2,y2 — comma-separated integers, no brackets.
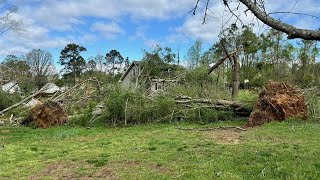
247,81,308,127
49,78,102,111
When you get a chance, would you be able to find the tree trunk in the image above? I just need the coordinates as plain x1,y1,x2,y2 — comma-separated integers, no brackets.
124,98,129,126
231,55,239,101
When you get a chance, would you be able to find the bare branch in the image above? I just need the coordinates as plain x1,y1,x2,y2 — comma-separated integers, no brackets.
268,12,320,20
202,0,210,24
188,0,201,15
223,0,244,25
193,0,320,40
0,1,22,36
238,0,320,40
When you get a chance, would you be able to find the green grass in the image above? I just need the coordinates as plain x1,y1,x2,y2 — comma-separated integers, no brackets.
1,120,320,179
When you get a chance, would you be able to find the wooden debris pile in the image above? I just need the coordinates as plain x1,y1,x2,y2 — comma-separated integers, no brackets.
23,101,68,128
247,81,307,127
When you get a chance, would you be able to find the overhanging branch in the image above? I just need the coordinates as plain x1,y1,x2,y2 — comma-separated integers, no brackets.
238,0,320,40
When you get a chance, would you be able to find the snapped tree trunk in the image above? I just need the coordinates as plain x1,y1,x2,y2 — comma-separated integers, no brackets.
231,54,240,101
221,41,240,100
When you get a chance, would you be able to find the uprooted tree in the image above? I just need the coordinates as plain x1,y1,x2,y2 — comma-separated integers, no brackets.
247,81,308,127
193,0,320,40
22,101,68,128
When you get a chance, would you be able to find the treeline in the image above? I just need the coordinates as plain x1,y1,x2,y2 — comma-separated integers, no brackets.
185,24,319,88
0,45,131,94
1,23,319,95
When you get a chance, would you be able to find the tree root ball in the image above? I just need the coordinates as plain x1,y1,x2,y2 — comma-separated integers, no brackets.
25,101,68,128
247,81,307,127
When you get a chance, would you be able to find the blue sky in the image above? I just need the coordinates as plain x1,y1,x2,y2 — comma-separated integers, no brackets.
1,0,320,65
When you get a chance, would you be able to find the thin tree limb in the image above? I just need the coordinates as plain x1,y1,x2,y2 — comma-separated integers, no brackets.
175,126,246,131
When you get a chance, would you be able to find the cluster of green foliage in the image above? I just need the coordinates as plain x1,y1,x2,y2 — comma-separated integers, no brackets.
99,85,176,126
305,89,320,122
0,90,21,111
186,24,320,88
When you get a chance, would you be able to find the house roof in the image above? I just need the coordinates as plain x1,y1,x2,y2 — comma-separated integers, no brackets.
1,81,20,93
24,98,42,107
119,61,141,82
42,83,60,94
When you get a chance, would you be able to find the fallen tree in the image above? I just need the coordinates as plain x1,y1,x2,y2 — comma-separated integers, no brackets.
247,81,308,127
0,78,101,116
175,96,252,117
0,83,53,115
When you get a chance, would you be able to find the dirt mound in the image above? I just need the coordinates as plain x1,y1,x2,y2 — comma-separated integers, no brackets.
247,81,307,127
25,101,68,128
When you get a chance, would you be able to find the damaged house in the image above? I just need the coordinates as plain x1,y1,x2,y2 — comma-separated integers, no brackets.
119,61,184,93
1,81,22,95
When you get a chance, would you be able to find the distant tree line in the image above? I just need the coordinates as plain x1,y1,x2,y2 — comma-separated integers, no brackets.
185,24,319,88
0,43,132,94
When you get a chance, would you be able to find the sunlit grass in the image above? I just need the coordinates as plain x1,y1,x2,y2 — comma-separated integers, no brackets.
1,120,320,179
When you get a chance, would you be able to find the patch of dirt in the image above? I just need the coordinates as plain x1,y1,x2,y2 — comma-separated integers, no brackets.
111,160,173,174
29,161,117,180
0,129,10,133
93,167,117,179
29,160,173,179
247,81,307,127
201,129,242,145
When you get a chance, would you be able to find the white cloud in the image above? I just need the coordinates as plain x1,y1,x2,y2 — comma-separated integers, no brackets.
165,33,188,44
1,0,319,58
130,26,160,48
91,22,124,39
0,0,194,57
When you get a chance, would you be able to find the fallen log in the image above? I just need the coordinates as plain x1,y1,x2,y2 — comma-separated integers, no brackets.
175,98,243,108
50,78,95,102
176,126,246,131
175,97,252,117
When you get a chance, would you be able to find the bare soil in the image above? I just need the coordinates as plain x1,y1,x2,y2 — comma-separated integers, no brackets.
29,161,117,180
201,129,242,145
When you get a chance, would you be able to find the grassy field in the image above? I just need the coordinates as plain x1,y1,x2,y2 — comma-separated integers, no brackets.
1,120,320,179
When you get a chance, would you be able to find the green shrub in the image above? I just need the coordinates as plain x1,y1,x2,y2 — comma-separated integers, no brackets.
101,86,177,126
0,90,21,111
306,89,320,121
103,86,133,125
236,90,258,109
167,67,228,100
182,108,234,124
99,83,240,126
68,100,102,127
